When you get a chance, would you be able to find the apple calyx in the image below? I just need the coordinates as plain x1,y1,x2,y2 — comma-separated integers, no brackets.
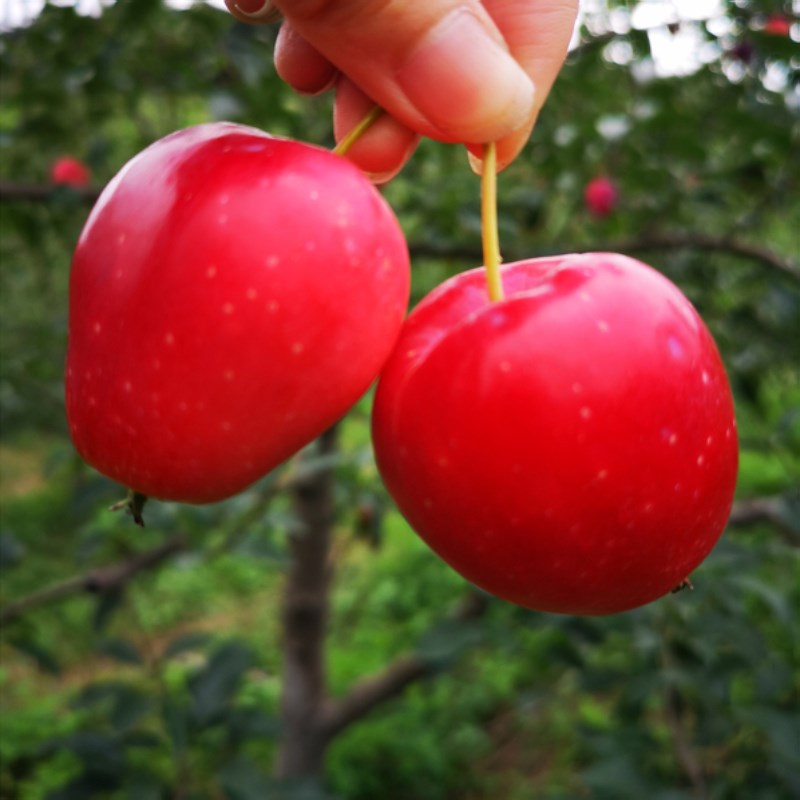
110,489,149,527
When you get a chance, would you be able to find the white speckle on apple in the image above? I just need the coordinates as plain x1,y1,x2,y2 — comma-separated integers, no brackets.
266,255,280,268
667,335,684,359
291,342,305,355
224,370,235,381
93,322,102,334
222,303,235,315
579,291,592,303
597,320,610,333
206,265,217,278
702,370,711,385
218,213,228,225
406,349,417,359
697,455,705,466
305,241,316,252
165,332,175,345
152,359,161,370
123,381,132,393
580,406,593,420
219,193,229,205
117,233,127,244
572,382,583,394
499,361,511,373
309,189,319,200
179,401,188,412
246,288,258,300
596,469,608,480
266,300,280,313
221,421,232,432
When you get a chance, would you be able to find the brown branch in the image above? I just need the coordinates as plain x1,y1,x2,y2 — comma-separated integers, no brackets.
408,234,798,281
0,180,100,203
275,425,339,780
662,646,709,799
588,235,799,280
320,590,489,739
0,534,187,626
728,496,798,545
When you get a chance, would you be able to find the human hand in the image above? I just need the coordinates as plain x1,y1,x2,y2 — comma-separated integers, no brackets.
225,0,579,181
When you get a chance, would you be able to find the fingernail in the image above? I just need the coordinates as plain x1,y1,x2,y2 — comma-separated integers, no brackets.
467,150,483,175
397,9,535,142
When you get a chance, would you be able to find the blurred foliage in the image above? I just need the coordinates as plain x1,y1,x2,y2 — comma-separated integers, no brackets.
1,0,799,798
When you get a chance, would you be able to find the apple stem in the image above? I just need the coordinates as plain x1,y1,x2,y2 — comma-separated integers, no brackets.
333,106,384,158
481,142,504,302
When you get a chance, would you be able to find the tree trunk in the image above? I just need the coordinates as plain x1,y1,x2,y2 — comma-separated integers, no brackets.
275,426,338,779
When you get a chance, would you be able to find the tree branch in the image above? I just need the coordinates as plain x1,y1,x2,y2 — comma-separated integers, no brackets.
275,425,339,780
320,590,489,739
408,234,799,281
728,496,798,545
662,645,709,799
0,180,100,203
0,534,187,626
588,235,799,280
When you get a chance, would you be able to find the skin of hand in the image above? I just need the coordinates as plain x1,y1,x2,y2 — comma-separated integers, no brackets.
224,0,579,182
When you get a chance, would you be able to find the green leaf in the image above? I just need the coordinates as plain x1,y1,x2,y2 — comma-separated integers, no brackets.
8,635,61,674
226,707,281,743
189,641,253,726
163,631,211,660
93,587,125,632
162,698,189,756
217,757,273,800
0,530,25,570
416,618,484,670
97,637,142,665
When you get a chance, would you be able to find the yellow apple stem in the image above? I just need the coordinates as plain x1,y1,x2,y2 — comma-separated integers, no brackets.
332,106,384,157
481,142,504,302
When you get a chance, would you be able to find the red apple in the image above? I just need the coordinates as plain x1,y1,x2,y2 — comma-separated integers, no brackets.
584,177,617,218
763,14,791,36
372,253,738,615
51,156,91,187
66,122,409,504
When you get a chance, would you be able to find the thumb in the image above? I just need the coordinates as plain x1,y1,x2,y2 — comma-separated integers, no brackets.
271,1,536,145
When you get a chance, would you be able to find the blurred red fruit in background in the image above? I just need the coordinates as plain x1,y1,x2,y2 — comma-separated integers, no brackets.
763,14,791,36
584,177,617,218
51,156,91,187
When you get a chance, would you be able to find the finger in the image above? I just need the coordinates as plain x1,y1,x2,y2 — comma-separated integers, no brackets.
467,0,579,171
275,21,337,95
272,0,536,146
333,78,420,183
224,0,282,24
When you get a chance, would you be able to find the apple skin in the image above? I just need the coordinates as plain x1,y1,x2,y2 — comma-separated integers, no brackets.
66,122,409,504
372,253,738,615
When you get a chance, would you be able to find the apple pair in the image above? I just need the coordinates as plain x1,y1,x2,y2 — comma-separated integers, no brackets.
66,123,738,614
